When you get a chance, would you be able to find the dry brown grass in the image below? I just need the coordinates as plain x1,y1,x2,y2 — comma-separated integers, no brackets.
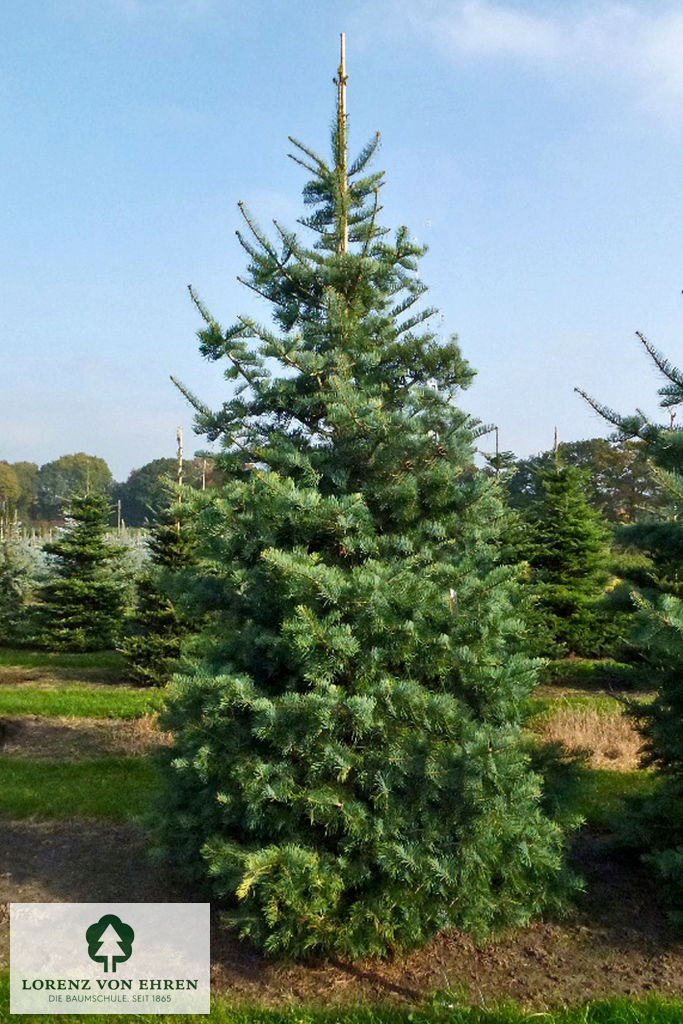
537,707,645,770
0,714,171,759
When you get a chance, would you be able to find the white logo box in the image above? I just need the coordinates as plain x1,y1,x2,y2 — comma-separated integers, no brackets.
10,903,210,1015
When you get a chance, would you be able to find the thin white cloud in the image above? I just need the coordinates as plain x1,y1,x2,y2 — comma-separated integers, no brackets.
397,2,683,119
412,1,560,60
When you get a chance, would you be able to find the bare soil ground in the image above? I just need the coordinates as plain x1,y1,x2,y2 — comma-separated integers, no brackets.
0,821,681,1009
0,715,169,758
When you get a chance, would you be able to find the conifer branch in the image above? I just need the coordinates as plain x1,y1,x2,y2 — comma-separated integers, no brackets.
272,220,323,274
287,136,329,175
636,330,683,399
169,374,213,418
188,286,260,388
236,275,276,305
170,375,263,459
237,203,281,261
238,204,324,309
395,308,438,336
361,187,380,260
574,388,626,430
235,314,323,386
348,132,381,178
288,152,323,176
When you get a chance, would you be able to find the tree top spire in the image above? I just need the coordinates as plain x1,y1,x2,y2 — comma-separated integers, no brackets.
334,32,348,253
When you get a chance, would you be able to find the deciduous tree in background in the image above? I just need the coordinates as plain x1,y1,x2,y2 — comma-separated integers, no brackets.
507,438,663,524
112,458,210,528
0,463,21,531
10,461,39,522
36,453,113,521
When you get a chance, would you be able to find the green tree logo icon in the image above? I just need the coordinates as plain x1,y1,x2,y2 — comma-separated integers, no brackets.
85,914,135,973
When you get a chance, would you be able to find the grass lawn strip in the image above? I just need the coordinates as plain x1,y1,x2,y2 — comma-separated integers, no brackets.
0,977,682,1024
0,685,163,719
528,692,651,718
540,659,654,692
578,769,660,828
0,756,161,820
0,753,659,832
0,649,125,671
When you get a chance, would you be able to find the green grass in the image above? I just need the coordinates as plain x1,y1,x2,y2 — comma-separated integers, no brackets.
0,647,125,671
541,659,653,691
0,756,161,820
528,692,630,720
573,768,661,829
0,973,681,1024
0,684,164,719
0,748,655,833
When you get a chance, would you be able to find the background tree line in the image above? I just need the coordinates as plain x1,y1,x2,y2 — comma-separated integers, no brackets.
0,436,664,530
0,453,224,527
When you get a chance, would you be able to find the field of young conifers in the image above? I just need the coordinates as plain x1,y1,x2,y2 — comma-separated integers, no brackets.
1,60,683,1024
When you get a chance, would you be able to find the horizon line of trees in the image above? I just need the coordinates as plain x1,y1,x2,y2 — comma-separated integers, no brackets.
0,434,666,532
0,452,225,529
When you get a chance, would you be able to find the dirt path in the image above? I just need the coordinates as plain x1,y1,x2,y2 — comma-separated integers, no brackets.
0,822,681,1009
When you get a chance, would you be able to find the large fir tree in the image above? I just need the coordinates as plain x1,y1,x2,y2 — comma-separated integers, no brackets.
38,493,125,651
579,330,683,924
158,42,577,958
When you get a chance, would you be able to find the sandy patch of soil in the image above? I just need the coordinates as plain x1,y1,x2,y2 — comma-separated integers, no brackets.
0,822,681,1009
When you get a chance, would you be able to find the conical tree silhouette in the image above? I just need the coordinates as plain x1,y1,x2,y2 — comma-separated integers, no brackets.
157,37,578,959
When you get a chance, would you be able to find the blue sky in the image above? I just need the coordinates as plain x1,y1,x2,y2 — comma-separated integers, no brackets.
2,0,683,481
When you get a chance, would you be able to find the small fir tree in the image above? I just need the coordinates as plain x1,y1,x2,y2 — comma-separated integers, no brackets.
157,42,578,959
578,330,683,924
518,461,616,656
120,504,197,686
38,493,125,651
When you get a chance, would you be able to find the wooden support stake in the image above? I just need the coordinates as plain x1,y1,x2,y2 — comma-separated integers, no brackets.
176,426,183,531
